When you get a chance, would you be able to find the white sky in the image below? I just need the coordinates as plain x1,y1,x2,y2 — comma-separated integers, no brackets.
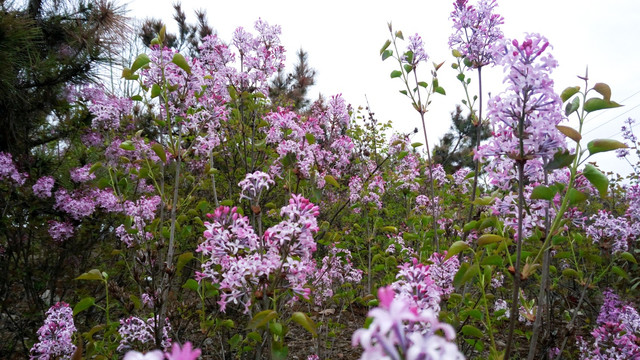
126,0,640,178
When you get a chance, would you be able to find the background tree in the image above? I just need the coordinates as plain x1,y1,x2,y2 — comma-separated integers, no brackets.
0,0,127,157
269,48,316,110
433,105,491,173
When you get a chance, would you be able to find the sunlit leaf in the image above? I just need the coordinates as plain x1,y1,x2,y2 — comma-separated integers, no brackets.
131,53,150,73
75,269,103,281
587,139,628,156
172,53,191,74
151,143,166,162
477,234,506,247
291,312,317,337
560,86,580,102
582,164,608,196
593,83,611,101
583,98,621,113
390,70,402,78
531,185,556,200
324,175,339,188
445,241,469,260
556,125,581,142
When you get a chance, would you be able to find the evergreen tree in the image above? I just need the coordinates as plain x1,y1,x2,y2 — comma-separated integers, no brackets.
433,105,491,173
269,49,316,110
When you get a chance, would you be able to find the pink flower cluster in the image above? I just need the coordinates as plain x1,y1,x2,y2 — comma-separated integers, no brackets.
116,195,162,247
70,164,96,183
33,176,55,198
392,258,445,315
263,97,354,185
586,210,632,253
238,171,274,202
118,316,172,353
54,188,119,220
74,86,133,130
476,34,566,186
30,302,77,360
124,342,201,360
196,195,321,313
48,220,75,242
352,286,464,360
0,152,27,186
449,0,504,67
577,290,640,359
313,245,363,304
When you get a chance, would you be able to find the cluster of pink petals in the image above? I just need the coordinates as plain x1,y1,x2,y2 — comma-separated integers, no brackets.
33,176,55,198
449,0,504,67
123,341,201,360
118,316,171,353
313,245,363,304
70,164,96,183
352,286,464,360
47,220,75,242
238,171,274,202
0,152,27,186
30,302,77,359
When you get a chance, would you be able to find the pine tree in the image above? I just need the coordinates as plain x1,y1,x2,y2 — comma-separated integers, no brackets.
269,49,316,110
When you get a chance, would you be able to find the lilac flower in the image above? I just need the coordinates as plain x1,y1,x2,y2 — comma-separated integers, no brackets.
238,171,274,202
449,0,504,67
70,164,96,183
426,252,460,297
165,342,201,360
476,34,566,186
405,34,429,65
586,210,632,253
392,258,443,314
616,118,637,158
313,245,363,304
0,152,27,186
33,176,55,198
30,302,77,360
352,286,464,360
48,220,75,242
118,316,171,353
577,289,640,359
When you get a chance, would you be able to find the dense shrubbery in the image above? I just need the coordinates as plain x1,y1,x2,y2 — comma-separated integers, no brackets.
1,0,639,359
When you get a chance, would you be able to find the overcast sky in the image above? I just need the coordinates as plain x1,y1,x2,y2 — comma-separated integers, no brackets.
126,0,640,178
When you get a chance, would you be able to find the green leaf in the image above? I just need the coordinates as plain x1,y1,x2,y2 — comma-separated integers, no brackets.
472,196,495,206
453,263,469,287
612,266,629,280
291,312,317,337
461,263,480,284
271,341,288,360
531,185,556,200
620,252,637,264
568,188,587,205
324,175,339,188
403,232,419,241
390,70,402,78
452,49,463,58
221,199,234,206
481,255,503,266
151,143,166,162
269,322,284,336
411,142,423,148
434,86,446,95
582,164,608,196
593,83,611,101
583,98,622,113
444,241,470,260
418,81,428,88
380,40,391,55
176,252,194,276
477,234,506,247
587,139,628,156
562,268,579,278
461,309,483,321
462,324,484,339
545,149,576,170
119,140,135,151
247,310,278,330
560,86,580,102
131,53,151,73
89,162,102,175
381,226,398,233
73,297,95,316
404,64,413,74
456,73,465,82
172,53,191,74
463,221,478,232
565,96,580,116
182,279,199,292
151,84,162,98
381,50,393,61
305,133,316,145
75,269,103,281
556,125,582,142
131,95,143,101
395,30,404,40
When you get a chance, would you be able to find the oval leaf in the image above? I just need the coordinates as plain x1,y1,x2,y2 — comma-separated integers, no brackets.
462,324,484,339
477,234,506,247
89,162,102,175
565,96,580,116
582,164,608,197
381,226,398,233
444,241,470,260
324,175,339,188
560,86,580,103
73,297,95,316
556,125,582,142
119,140,135,151
545,149,576,170
620,252,637,264
584,98,622,113
291,312,317,337
568,188,587,205
380,40,391,55
247,310,278,330
75,269,103,281
531,185,556,200
151,143,167,163
390,70,402,78
587,139,628,156
172,53,192,74
593,83,611,101
131,53,150,73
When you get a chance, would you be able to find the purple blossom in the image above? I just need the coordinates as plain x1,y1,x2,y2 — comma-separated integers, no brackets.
426,252,460,297
48,221,75,242
449,0,504,67
586,210,632,253
70,164,96,183
616,118,637,158
392,258,443,314
30,302,77,360
0,152,27,186
118,316,171,353
33,176,55,198
405,34,429,65
313,245,363,304
238,171,274,202
352,286,464,360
